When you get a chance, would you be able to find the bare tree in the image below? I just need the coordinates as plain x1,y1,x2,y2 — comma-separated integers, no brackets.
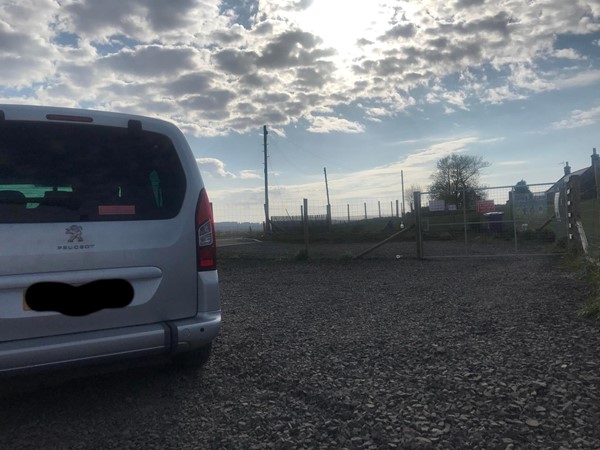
429,154,490,208
405,184,423,212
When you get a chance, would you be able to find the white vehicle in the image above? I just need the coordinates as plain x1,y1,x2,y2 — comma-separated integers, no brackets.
0,104,220,375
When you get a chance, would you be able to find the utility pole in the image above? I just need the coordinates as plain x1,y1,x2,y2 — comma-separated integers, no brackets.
401,170,405,217
324,167,331,228
263,125,270,233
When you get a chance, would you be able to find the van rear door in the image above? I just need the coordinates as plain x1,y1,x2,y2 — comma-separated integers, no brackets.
0,111,200,342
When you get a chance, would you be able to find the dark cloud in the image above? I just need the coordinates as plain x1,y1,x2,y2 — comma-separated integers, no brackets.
213,49,258,75
441,12,513,38
256,30,334,68
167,72,214,97
378,23,418,42
0,27,36,54
144,0,200,31
263,109,288,123
428,37,450,49
350,80,370,95
237,102,257,114
284,101,307,117
212,30,244,45
99,46,197,77
258,92,292,103
456,0,486,7
253,22,274,36
62,0,206,38
181,89,237,111
295,61,335,88
239,73,268,87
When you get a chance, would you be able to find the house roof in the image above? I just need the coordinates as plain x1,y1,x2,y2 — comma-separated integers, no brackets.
547,166,591,193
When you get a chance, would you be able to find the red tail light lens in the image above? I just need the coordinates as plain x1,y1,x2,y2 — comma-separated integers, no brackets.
196,188,216,271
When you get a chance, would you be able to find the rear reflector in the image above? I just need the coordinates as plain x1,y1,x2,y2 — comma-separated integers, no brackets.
195,188,216,271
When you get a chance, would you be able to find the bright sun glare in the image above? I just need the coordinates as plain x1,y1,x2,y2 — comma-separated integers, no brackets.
289,0,392,63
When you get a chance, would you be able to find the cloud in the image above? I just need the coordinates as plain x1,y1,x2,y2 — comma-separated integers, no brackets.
239,170,262,180
550,106,600,130
1,0,599,137
305,116,365,133
196,158,236,178
555,70,600,89
58,0,226,44
255,29,334,69
98,45,199,78
497,160,528,166
402,137,480,167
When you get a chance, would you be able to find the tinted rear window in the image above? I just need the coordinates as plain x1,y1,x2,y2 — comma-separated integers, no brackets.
0,120,186,223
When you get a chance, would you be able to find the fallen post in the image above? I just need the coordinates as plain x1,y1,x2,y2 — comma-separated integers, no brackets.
354,224,415,259
536,214,556,232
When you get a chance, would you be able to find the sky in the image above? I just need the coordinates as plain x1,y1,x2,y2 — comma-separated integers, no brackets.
1,0,600,223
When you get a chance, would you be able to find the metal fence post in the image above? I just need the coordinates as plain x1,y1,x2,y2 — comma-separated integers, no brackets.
347,204,350,222
415,191,423,259
364,203,367,220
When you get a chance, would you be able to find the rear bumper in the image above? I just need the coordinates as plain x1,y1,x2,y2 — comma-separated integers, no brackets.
0,311,221,375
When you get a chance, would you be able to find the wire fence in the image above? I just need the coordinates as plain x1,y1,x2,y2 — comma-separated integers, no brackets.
415,183,565,256
212,175,600,261
213,197,407,233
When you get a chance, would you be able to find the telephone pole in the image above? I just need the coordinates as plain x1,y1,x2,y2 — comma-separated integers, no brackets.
324,167,331,227
263,125,270,233
401,170,405,217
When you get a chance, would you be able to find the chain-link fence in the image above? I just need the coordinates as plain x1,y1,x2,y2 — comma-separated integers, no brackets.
415,183,567,257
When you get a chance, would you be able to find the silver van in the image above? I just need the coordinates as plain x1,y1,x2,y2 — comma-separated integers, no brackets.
0,104,220,375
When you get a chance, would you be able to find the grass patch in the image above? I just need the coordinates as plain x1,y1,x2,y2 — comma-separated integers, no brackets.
576,257,600,322
338,251,354,263
266,218,414,244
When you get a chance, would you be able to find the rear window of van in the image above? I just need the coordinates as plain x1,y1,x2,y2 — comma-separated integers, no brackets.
0,121,186,223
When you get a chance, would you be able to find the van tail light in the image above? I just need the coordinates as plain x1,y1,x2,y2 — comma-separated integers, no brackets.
196,188,216,271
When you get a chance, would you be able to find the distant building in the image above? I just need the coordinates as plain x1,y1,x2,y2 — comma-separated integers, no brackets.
547,149,599,200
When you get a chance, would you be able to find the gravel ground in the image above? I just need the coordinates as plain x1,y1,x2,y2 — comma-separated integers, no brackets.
0,242,599,449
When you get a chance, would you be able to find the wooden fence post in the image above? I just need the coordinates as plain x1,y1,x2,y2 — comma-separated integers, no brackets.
567,175,581,253
303,198,309,255
415,191,423,259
